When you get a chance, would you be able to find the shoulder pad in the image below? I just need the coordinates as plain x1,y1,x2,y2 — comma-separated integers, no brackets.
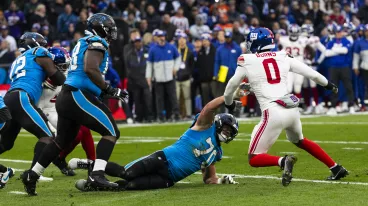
86,36,108,51
237,55,245,65
32,47,53,59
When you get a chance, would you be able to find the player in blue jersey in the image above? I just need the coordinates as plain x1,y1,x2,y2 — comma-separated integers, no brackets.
0,32,65,171
22,13,128,196
0,96,15,189
71,92,243,191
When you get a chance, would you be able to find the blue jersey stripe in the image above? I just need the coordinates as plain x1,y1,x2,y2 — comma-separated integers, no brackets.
0,122,5,131
71,90,116,137
19,91,52,137
124,155,149,170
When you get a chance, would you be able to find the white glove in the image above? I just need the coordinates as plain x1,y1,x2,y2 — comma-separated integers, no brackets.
217,175,239,184
233,82,251,99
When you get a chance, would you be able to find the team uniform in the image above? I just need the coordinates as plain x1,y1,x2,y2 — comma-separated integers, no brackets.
278,35,308,96
0,46,54,153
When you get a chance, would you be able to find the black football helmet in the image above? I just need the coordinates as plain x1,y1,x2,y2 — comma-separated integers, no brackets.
18,32,47,51
214,113,239,143
86,13,117,43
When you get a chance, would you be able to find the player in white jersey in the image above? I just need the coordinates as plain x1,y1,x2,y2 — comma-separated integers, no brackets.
224,28,348,186
279,24,308,99
301,24,327,114
38,47,96,177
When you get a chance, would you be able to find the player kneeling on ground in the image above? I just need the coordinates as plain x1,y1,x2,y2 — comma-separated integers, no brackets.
0,96,14,189
71,87,247,191
223,28,348,187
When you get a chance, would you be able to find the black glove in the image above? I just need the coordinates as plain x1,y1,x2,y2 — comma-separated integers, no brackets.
225,101,236,112
0,107,12,123
102,84,129,103
324,81,338,94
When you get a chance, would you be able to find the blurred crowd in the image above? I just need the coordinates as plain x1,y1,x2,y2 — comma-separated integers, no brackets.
0,0,368,122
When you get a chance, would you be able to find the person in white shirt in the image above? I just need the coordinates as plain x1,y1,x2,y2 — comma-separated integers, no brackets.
223,27,348,187
0,25,17,52
189,16,210,39
170,7,189,32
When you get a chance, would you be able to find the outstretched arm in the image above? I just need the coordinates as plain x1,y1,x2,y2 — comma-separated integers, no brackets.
224,66,246,106
202,163,238,184
194,96,226,130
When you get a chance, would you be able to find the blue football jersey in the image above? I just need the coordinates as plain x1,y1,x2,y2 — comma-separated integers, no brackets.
0,96,5,109
163,115,223,182
65,35,109,97
9,47,53,103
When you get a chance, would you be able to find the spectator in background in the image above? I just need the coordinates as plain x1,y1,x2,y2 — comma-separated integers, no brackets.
189,16,210,40
330,3,345,25
216,15,233,31
279,15,289,31
126,36,153,122
342,3,353,23
264,9,277,30
207,7,219,28
48,0,65,26
281,5,296,24
244,3,257,22
238,15,250,35
309,0,324,28
138,0,147,19
146,30,181,122
75,10,88,34
158,0,180,15
176,33,194,119
250,17,260,29
213,29,225,48
213,31,241,112
0,10,8,26
146,5,161,33
124,29,140,79
160,14,177,42
0,40,15,84
23,0,39,20
232,21,245,45
293,3,311,26
196,33,216,105
0,25,16,52
188,6,199,26
142,32,153,50
183,0,196,23
357,0,368,24
227,1,239,22
57,4,78,36
139,19,149,36
123,1,141,22
126,12,139,29
31,23,41,33
325,25,355,115
28,4,48,29
4,1,26,39
41,25,53,46
170,7,189,32
316,13,331,36
70,31,82,50
103,1,122,18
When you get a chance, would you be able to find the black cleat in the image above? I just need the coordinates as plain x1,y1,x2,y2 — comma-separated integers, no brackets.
54,157,76,176
327,165,349,180
114,179,128,191
61,168,76,176
281,155,297,187
86,171,119,191
21,170,39,196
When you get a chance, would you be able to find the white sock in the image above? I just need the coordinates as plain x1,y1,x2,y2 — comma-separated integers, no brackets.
93,159,107,172
278,157,284,167
32,163,45,176
329,163,338,170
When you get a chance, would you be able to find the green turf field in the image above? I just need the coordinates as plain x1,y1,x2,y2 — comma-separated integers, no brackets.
1,114,368,206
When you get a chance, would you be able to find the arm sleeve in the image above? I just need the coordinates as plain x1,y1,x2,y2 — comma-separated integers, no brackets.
324,49,340,57
289,57,328,86
224,66,246,105
353,53,360,69
316,42,326,53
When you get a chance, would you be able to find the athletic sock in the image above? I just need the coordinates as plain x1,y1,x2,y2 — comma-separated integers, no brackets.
303,88,311,107
311,87,319,105
298,137,336,168
249,154,281,167
105,162,125,178
79,126,96,160
93,138,115,172
32,162,45,176
0,164,7,173
31,141,47,168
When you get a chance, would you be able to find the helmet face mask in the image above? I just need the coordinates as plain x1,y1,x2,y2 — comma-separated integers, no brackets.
48,46,71,72
214,113,239,144
288,24,301,41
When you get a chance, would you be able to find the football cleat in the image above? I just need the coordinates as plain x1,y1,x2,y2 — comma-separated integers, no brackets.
61,168,76,176
54,157,76,176
327,165,349,180
69,158,94,175
86,171,119,191
281,155,298,187
0,167,15,189
21,170,39,196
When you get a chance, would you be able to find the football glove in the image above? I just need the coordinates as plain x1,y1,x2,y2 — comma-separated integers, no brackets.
217,175,238,184
324,81,338,94
102,84,129,103
233,82,251,99
225,100,242,113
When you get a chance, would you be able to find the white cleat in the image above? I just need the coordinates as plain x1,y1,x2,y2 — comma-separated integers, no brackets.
303,106,314,115
326,108,337,116
68,158,92,170
0,167,15,189
341,102,349,112
127,118,134,124
39,175,53,182
349,106,356,114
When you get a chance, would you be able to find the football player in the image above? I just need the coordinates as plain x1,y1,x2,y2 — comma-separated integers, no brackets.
37,47,96,177
224,28,348,186
301,24,326,114
279,24,308,100
0,96,14,189
21,13,127,195
71,92,243,191
0,32,65,174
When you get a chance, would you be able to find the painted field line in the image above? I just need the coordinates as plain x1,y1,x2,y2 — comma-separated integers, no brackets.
194,172,368,186
0,158,32,163
342,147,364,150
8,191,28,195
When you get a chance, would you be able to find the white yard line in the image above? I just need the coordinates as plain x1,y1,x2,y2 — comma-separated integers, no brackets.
342,147,364,150
0,158,32,163
8,191,28,195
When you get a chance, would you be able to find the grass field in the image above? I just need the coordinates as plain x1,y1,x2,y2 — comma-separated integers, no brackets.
1,114,368,206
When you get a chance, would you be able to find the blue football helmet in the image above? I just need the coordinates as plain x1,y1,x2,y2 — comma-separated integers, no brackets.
246,27,275,53
343,22,356,35
48,47,71,72
214,113,239,143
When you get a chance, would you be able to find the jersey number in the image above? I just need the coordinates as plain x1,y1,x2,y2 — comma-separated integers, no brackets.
262,58,281,84
9,56,26,81
70,42,81,71
193,138,217,167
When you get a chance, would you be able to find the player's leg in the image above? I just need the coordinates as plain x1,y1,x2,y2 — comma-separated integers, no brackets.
302,79,312,113
166,80,180,120
286,109,348,180
287,72,294,93
79,126,96,160
293,73,304,99
340,67,355,111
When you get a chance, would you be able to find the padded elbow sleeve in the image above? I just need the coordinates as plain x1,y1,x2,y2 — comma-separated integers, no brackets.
49,70,66,86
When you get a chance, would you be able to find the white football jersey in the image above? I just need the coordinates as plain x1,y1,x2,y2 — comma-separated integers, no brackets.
279,36,308,61
305,36,321,50
37,81,61,110
224,50,329,111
